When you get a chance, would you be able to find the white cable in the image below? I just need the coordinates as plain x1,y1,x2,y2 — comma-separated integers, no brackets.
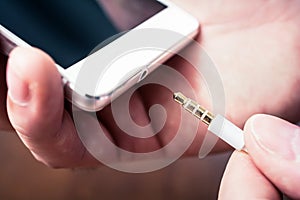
208,114,245,151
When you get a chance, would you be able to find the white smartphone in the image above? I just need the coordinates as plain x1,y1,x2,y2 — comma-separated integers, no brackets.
0,0,199,111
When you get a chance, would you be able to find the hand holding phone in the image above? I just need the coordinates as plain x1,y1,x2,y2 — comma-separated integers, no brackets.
0,0,199,111
0,0,199,167
3,0,300,173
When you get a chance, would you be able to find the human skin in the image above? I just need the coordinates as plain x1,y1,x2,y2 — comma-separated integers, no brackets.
218,114,300,199
1,0,300,168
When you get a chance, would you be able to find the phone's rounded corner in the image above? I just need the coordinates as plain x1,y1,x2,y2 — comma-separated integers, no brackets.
64,82,111,112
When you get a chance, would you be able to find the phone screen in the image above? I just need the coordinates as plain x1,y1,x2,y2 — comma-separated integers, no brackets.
0,0,166,68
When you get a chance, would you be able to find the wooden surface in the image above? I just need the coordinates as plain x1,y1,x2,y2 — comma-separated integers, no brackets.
0,131,230,200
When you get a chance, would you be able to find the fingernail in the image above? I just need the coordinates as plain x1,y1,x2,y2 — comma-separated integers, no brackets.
6,60,30,106
250,115,300,162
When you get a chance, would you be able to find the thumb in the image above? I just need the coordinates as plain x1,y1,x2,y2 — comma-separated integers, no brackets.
6,47,64,139
6,47,98,168
245,114,300,199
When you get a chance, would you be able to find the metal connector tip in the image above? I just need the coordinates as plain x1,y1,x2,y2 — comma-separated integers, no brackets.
173,92,187,105
172,92,215,126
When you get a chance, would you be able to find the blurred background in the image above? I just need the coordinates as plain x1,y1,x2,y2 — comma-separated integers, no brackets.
0,130,230,200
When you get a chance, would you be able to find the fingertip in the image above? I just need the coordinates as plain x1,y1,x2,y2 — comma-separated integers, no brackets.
6,47,64,139
8,47,60,84
244,114,300,162
219,151,280,200
243,114,266,134
243,114,271,152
